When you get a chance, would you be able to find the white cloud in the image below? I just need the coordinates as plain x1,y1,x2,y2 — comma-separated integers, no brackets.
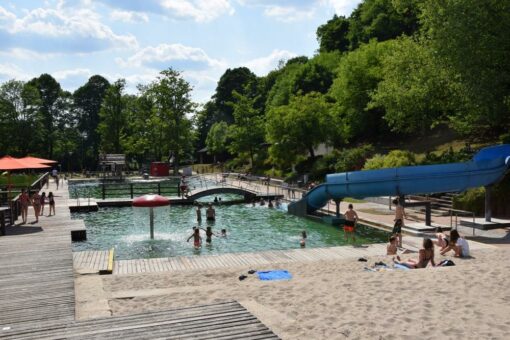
160,0,235,23
52,68,91,81
118,43,227,69
0,48,56,60
263,5,315,22
0,63,27,80
111,10,149,23
322,0,361,16
243,49,297,75
0,5,138,52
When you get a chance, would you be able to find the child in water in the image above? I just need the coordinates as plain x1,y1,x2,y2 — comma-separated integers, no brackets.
220,229,227,237
200,226,218,244
187,228,202,249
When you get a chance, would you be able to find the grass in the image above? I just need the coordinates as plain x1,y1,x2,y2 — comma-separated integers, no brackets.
0,174,39,188
343,197,366,203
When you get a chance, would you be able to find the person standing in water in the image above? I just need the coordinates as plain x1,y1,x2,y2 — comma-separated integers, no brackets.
343,204,359,243
206,203,215,221
187,228,202,249
195,203,202,223
201,226,218,245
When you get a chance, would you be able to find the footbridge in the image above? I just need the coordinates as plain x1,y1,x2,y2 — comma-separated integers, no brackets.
187,186,258,201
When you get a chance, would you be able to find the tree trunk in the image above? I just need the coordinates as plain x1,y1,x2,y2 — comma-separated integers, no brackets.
308,146,315,159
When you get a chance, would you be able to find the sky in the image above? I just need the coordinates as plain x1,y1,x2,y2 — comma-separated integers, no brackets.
0,0,361,103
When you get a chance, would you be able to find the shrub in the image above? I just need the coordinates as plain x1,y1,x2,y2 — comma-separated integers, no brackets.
334,144,375,172
363,150,417,170
453,187,485,216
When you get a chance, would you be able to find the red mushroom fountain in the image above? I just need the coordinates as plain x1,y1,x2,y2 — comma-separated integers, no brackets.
132,194,170,239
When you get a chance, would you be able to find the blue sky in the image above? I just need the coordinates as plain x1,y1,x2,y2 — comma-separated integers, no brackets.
0,0,361,102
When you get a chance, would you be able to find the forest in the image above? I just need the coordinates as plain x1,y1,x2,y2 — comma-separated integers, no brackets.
0,0,509,181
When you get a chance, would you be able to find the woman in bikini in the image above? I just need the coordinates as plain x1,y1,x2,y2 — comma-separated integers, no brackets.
40,192,46,215
19,189,30,224
48,192,55,216
31,191,41,223
394,238,436,268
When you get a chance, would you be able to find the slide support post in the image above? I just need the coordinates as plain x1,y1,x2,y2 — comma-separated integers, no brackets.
425,202,431,226
485,185,492,222
334,199,342,218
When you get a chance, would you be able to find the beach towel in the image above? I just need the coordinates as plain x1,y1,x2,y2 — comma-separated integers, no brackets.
393,263,411,270
257,270,292,281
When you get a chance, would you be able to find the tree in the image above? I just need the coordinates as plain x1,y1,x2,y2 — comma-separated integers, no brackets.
348,0,420,50
97,79,127,154
205,121,229,162
266,92,334,168
227,91,265,167
73,75,110,168
0,80,44,156
369,37,451,134
26,74,62,158
212,67,257,124
316,15,351,52
328,40,395,142
143,69,196,174
420,0,510,136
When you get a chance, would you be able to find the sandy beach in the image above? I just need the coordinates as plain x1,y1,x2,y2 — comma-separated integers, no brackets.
75,244,510,340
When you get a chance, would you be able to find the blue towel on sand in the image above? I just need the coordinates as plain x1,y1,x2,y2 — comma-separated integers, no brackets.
257,270,292,281
393,263,410,270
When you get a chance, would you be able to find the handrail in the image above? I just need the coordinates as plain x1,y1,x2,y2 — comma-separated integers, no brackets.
448,208,476,236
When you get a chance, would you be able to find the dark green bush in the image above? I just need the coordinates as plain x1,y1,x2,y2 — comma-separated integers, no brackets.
363,149,417,169
334,144,375,172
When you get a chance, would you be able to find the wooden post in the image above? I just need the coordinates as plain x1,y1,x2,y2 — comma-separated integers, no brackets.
130,183,133,199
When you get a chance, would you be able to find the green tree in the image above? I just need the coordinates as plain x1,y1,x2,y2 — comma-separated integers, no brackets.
26,74,62,158
369,37,451,134
266,92,334,168
227,91,265,167
420,0,510,135
363,150,417,169
73,75,110,168
212,67,257,124
329,40,395,141
143,69,196,174
316,15,351,52
98,79,127,154
205,121,229,162
348,0,419,50
0,80,44,156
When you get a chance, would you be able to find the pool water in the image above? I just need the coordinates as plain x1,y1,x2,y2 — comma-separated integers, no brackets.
71,196,390,259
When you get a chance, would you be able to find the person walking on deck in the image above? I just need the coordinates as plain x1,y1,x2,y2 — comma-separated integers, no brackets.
31,191,41,223
19,189,30,224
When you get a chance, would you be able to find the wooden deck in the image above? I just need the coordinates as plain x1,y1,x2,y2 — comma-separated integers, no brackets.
0,178,76,331
0,301,280,340
73,250,110,273
109,243,392,275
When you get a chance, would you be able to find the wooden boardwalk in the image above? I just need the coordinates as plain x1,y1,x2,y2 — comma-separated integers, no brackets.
0,178,76,331
1,301,280,340
73,250,110,273
110,243,392,275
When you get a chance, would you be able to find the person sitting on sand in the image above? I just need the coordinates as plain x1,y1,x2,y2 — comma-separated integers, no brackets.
201,226,218,244
433,227,449,251
394,238,436,269
206,203,215,221
387,235,398,255
343,204,358,243
440,229,470,257
187,228,202,249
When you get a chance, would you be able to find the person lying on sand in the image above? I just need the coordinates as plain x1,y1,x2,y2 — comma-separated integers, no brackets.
393,238,436,269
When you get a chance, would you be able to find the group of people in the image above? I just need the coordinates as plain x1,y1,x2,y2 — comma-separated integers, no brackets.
388,227,470,269
252,198,281,208
188,202,224,249
19,189,55,224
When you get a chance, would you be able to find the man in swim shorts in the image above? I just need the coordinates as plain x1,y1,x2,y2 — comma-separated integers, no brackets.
343,204,358,243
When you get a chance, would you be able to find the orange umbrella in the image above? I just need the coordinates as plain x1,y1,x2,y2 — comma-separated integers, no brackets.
0,156,50,170
19,156,57,165
0,156,50,200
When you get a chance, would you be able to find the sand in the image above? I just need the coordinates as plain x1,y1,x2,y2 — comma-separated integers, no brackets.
75,245,510,340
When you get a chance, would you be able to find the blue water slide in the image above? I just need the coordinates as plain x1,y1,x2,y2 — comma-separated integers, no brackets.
288,144,510,216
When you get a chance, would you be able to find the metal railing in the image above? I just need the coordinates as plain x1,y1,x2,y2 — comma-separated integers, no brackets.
449,208,477,235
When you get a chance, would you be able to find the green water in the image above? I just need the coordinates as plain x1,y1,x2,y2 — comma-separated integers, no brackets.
71,196,390,259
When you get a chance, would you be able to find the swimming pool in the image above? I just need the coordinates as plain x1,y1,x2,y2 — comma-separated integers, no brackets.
71,196,389,259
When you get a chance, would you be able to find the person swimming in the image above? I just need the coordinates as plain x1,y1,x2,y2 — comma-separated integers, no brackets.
220,229,227,237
